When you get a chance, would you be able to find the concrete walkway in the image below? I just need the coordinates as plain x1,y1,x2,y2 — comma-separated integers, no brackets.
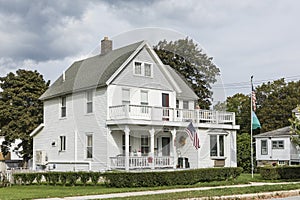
34,181,300,200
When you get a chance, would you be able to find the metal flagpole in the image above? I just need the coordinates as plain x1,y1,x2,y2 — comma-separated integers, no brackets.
250,76,254,178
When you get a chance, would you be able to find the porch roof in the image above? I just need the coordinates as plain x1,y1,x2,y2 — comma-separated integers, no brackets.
253,126,293,138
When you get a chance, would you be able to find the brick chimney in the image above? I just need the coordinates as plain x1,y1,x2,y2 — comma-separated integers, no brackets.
101,36,112,54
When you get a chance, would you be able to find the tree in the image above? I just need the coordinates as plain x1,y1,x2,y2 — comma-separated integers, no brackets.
0,69,49,166
289,106,300,147
154,38,220,109
256,79,300,132
237,133,252,172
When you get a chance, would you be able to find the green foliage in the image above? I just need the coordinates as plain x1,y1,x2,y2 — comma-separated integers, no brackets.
259,166,300,180
102,167,242,188
78,172,90,186
256,79,300,132
0,69,50,164
90,172,101,186
236,133,252,172
289,106,300,147
154,38,220,109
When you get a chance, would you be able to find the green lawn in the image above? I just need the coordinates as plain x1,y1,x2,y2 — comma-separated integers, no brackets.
0,174,299,200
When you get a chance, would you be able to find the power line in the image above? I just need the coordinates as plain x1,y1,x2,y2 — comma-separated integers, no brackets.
212,75,300,89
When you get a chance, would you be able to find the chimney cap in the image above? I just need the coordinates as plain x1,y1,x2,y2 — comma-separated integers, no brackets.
103,36,109,40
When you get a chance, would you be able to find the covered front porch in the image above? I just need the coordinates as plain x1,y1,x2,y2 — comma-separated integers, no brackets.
108,125,189,171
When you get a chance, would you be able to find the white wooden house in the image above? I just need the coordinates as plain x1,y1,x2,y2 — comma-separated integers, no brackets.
254,108,300,166
0,137,22,170
30,37,239,171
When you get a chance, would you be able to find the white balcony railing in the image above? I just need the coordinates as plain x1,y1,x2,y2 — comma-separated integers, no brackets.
110,156,173,169
109,105,235,125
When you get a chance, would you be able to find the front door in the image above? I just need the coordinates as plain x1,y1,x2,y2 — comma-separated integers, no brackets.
162,137,170,156
162,93,169,120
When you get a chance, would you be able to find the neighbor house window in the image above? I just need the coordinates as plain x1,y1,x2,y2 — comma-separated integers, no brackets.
141,135,149,155
61,96,66,118
60,136,66,151
86,90,93,113
134,62,142,75
261,140,268,155
144,63,152,77
122,89,130,105
210,135,224,157
272,140,284,149
86,134,93,159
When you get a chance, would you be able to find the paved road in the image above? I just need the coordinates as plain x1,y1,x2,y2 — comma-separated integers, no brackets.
35,181,300,200
272,196,300,200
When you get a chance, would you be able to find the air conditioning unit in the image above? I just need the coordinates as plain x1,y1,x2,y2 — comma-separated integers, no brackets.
36,150,47,165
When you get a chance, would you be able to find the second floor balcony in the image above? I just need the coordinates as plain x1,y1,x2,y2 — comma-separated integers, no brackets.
108,105,235,125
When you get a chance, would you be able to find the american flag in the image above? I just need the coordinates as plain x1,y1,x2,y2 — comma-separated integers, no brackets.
185,122,200,150
252,84,257,112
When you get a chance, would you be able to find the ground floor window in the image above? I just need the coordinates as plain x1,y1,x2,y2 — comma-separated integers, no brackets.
59,136,66,151
261,140,268,155
141,135,149,155
210,135,224,157
86,134,93,159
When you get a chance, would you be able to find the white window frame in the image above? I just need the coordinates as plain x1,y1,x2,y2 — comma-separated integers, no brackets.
122,88,130,105
86,134,93,159
272,140,284,149
86,90,93,114
59,136,66,151
61,96,66,118
134,61,142,75
210,134,225,158
141,135,149,155
183,101,189,110
144,63,152,77
261,140,268,155
133,60,153,77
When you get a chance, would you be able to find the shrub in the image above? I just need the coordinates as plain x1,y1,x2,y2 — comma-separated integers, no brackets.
79,172,90,186
90,172,101,186
259,166,300,180
102,167,242,188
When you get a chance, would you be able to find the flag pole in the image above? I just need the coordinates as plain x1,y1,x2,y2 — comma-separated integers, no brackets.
250,76,254,178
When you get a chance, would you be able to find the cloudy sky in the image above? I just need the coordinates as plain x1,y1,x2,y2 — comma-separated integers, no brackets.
1,0,300,102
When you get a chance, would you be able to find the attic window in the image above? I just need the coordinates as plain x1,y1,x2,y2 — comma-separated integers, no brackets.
134,62,142,75
133,61,152,77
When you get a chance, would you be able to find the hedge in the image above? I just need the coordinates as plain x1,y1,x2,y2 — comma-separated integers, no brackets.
259,166,300,180
13,172,102,186
12,167,242,187
102,167,242,187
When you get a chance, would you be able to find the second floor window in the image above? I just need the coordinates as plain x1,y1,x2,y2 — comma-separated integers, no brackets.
61,96,66,118
144,63,152,77
86,90,93,113
60,136,66,151
183,101,189,110
122,89,130,105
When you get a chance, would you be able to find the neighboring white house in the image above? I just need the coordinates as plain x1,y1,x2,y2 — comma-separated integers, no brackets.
0,137,23,171
30,37,240,172
254,108,300,166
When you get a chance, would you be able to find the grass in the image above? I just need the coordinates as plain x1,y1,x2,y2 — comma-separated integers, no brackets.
112,183,300,200
0,174,299,200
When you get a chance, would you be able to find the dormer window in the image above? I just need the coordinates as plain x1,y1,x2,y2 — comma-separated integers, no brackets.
133,61,152,77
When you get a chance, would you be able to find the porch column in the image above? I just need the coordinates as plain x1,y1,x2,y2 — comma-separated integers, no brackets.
149,128,155,169
124,126,130,171
171,128,177,169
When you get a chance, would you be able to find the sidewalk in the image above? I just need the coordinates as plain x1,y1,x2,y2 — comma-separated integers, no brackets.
34,181,300,200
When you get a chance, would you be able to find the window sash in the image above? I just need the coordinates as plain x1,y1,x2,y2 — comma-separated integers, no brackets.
141,135,149,155
87,135,93,158
134,62,142,75
61,97,66,117
210,135,217,157
272,140,284,149
141,91,148,104
60,136,66,151
183,101,189,109
261,140,268,155
144,63,151,77
210,135,225,157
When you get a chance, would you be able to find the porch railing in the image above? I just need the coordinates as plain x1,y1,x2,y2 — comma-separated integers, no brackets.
110,156,174,169
109,105,235,125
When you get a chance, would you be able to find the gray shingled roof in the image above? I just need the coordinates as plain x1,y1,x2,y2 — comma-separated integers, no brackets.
40,40,199,101
254,126,293,138
40,41,144,100
165,65,198,100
